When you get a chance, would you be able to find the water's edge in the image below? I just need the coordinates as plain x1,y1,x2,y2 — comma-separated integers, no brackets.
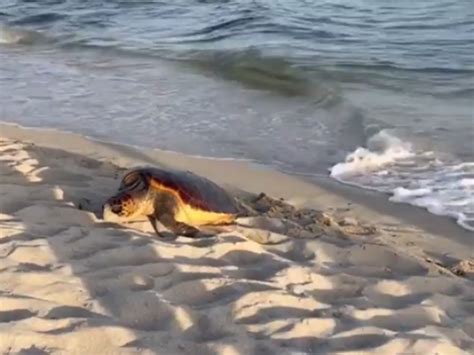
2,120,472,234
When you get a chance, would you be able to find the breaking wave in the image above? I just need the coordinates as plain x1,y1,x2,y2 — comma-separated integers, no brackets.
331,130,474,231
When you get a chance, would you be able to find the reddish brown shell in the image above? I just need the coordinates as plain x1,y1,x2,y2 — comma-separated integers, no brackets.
139,167,239,214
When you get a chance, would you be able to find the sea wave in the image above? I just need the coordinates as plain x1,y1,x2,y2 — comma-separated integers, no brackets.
331,130,474,231
10,12,67,26
330,131,415,178
179,48,320,97
0,24,45,45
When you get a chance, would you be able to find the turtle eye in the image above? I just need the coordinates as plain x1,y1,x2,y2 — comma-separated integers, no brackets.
108,197,126,215
111,204,122,214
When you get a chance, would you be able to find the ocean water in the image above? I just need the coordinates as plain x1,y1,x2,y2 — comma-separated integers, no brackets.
0,0,473,230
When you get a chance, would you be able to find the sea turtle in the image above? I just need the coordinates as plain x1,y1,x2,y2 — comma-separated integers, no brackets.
102,167,240,238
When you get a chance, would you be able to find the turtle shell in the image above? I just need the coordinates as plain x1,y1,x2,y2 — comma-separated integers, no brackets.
139,167,239,214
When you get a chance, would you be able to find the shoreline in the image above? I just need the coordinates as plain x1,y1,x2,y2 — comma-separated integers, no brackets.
1,122,472,260
1,124,473,354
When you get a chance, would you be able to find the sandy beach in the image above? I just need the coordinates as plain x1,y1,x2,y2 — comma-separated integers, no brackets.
1,123,473,355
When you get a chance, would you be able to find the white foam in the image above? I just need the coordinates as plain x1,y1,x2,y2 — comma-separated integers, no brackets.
391,190,447,216
391,187,432,201
330,130,414,178
331,131,474,232
390,187,474,231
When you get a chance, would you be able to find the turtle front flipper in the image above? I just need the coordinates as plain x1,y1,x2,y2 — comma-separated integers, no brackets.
147,215,169,238
156,213,204,238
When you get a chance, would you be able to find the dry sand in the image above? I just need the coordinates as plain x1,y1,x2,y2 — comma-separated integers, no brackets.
1,124,473,355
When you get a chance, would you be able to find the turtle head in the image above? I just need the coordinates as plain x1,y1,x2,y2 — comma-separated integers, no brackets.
102,170,154,222
102,192,142,221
